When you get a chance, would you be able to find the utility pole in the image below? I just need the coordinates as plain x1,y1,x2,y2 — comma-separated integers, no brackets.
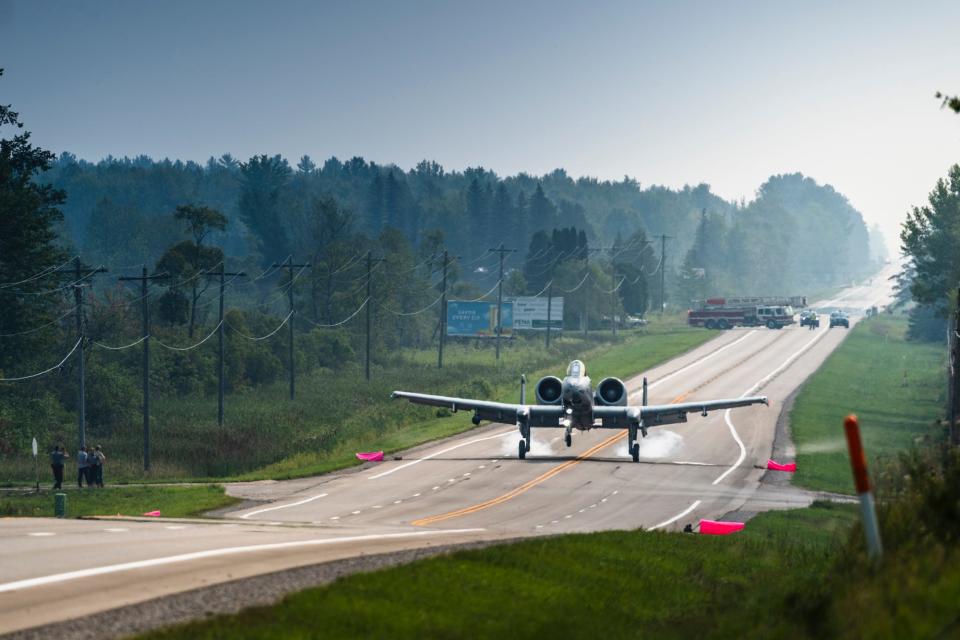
655,235,673,314
55,258,107,451
951,287,960,445
611,273,623,336
206,266,246,426
118,267,168,471
545,280,554,349
489,243,516,362
437,250,457,369
272,257,310,400
583,247,611,336
364,251,380,381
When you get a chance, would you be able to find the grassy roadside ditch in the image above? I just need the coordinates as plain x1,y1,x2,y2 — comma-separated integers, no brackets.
790,314,945,493
0,485,238,518
141,313,959,639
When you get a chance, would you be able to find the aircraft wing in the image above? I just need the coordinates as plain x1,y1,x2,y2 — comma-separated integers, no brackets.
593,396,768,428
391,391,565,426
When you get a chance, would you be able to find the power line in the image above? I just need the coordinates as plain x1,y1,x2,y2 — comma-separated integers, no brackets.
298,297,369,328
227,310,294,341
0,255,80,288
93,334,149,350
0,337,83,382
154,320,224,351
0,306,76,337
379,292,445,316
490,243,516,362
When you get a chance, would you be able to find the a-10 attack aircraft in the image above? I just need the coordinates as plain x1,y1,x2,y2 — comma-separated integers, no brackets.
392,359,768,462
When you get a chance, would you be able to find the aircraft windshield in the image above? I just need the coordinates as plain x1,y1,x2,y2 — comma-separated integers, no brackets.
566,360,585,377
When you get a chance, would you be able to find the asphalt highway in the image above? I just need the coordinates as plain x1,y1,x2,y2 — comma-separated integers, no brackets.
0,271,895,636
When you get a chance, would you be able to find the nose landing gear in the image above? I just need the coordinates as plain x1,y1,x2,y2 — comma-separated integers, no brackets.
518,439,527,459
564,428,572,448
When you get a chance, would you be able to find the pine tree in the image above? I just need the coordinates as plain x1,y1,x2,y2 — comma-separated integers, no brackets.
0,69,69,371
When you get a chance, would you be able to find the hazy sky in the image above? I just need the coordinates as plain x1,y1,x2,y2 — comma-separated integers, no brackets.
2,0,958,250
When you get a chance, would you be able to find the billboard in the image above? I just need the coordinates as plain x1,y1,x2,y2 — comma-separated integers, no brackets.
446,301,513,337
509,296,564,331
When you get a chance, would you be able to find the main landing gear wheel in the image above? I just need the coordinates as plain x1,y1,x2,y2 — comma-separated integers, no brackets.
565,432,572,447
519,439,527,459
631,442,640,463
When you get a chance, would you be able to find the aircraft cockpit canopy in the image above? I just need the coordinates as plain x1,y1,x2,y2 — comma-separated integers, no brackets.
566,360,586,378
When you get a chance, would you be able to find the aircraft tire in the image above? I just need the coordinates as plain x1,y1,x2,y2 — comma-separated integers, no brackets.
631,442,640,463
519,440,526,460
565,433,572,447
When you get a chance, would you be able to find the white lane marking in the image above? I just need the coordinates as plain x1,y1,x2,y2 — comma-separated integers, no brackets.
0,529,486,594
644,330,758,392
432,486,440,491
239,493,328,520
650,500,702,530
28,532,55,537
654,327,833,528
551,520,559,524
330,516,340,520
462,473,470,477
589,504,597,508
447,479,456,483
713,328,830,487
372,505,382,509
104,528,128,533
164,525,188,530
564,514,572,519
612,490,619,495
351,511,361,515
413,493,421,497
478,465,486,469
394,500,403,504
578,509,585,513
535,524,544,529
601,498,607,503
673,461,712,466
367,430,514,480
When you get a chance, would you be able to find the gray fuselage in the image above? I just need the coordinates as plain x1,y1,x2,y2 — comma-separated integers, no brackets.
561,360,594,429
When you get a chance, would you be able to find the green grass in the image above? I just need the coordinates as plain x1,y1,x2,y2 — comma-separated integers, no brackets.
3,315,713,484
0,485,238,518
141,503,857,640
790,315,945,493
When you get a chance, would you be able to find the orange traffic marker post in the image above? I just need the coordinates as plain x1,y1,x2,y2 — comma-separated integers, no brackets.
843,414,883,559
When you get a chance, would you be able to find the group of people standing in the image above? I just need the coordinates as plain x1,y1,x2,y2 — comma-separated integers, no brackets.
49,444,106,490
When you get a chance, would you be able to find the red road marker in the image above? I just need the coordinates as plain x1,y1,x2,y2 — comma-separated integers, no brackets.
766,459,796,472
699,519,745,535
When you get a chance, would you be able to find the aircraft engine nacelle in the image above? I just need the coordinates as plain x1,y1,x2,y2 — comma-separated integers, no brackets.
535,376,563,405
595,377,628,406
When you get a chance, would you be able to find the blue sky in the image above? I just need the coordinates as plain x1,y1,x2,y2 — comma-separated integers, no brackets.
2,0,958,248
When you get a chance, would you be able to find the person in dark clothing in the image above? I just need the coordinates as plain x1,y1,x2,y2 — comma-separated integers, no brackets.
50,445,68,490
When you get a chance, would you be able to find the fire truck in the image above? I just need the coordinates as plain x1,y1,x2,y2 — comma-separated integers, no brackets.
687,296,806,330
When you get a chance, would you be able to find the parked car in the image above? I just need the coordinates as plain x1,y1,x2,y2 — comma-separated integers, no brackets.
829,311,849,328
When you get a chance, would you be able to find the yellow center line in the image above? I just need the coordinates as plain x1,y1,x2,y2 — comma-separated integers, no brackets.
411,430,626,526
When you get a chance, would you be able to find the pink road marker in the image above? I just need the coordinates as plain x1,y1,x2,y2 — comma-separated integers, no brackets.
766,459,797,472
143,510,161,517
356,451,384,462
698,519,745,535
